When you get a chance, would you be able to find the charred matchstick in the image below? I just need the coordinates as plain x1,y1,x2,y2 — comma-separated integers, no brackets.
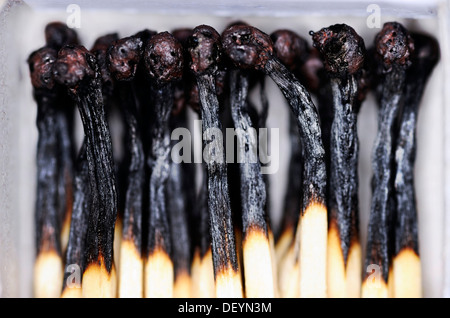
28,47,64,298
362,22,414,298
107,35,145,298
187,25,244,298
229,67,274,297
169,28,196,298
61,142,89,298
311,24,365,298
222,24,328,297
270,29,309,298
54,45,119,298
143,32,184,298
392,32,439,298
187,85,216,298
44,21,79,259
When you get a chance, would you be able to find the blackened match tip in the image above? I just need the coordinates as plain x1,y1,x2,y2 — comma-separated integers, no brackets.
144,31,184,83
375,22,414,71
187,25,222,76
411,32,440,69
28,47,57,90
91,33,119,53
53,45,97,88
45,21,79,50
221,24,273,71
271,29,309,71
311,24,365,76
107,36,143,81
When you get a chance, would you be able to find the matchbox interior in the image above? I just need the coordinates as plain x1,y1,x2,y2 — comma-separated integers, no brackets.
0,0,448,297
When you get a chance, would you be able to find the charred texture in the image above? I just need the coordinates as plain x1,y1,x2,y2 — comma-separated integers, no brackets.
188,25,240,275
28,47,62,255
107,36,145,253
45,22,78,50
62,142,89,289
394,33,439,256
91,33,119,102
54,45,118,273
144,32,183,257
312,24,365,265
223,25,326,212
365,22,414,282
229,69,268,237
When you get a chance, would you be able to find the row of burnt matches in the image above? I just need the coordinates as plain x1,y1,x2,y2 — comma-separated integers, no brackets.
28,20,439,298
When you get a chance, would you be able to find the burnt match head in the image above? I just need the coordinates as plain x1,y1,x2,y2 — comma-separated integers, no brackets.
91,33,119,54
28,47,57,90
45,22,78,50
222,24,273,71
375,22,414,72
134,29,157,43
187,25,222,76
271,29,309,72
173,28,194,47
91,33,119,90
53,45,97,88
107,36,143,81
411,32,440,72
144,32,184,83
311,24,365,76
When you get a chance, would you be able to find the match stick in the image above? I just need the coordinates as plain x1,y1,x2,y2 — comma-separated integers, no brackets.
270,29,309,298
186,86,216,298
168,28,197,298
229,68,275,298
392,32,439,298
61,142,89,298
362,22,414,298
28,47,64,298
44,21,79,257
107,35,145,298
187,25,244,298
54,45,119,298
222,24,328,298
143,32,184,298
190,170,216,298
311,24,366,298
90,34,121,274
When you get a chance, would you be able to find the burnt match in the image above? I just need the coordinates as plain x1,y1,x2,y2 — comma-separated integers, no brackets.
392,32,439,298
222,24,328,297
143,32,184,298
362,22,414,298
54,45,118,298
28,47,64,298
311,23,365,298
187,25,244,298
107,35,145,298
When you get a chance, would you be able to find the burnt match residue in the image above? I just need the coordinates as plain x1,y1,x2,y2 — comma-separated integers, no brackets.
91,33,119,100
44,22,79,255
394,33,439,257
364,22,414,285
223,24,327,211
45,22,78,50
312,24,365,266
187,25,241,280
223,24,328,297
28,47,62,257
54,45,118,274
144,32,183,259
107,36,145,255
271,29,308,243
62,142,89,293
